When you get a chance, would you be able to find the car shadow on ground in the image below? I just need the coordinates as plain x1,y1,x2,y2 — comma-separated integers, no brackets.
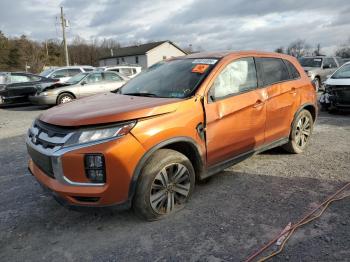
0,104,49,111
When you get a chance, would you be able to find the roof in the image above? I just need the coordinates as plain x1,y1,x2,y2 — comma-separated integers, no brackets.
183,50,295,59
100,41,187,60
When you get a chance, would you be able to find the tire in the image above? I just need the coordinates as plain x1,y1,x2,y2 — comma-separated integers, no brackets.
283,109,314,154
133,149,195,221
57,93,74,105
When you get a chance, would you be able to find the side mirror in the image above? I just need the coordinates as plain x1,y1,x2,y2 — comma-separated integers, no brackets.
81,80,87,85
323,64,330,69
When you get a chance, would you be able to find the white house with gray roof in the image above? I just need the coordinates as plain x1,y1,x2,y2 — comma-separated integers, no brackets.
98,41,187,69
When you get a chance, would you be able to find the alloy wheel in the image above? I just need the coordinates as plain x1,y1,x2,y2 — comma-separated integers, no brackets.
295,115,311,148
150,163,191,214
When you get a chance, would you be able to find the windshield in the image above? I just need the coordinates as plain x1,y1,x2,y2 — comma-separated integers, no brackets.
119,58,217,98
331,64,350,79
66,73,88,84
299,58,322,68
39,68,56,77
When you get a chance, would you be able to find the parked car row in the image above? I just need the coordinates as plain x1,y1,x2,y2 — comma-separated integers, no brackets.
0,64,142,106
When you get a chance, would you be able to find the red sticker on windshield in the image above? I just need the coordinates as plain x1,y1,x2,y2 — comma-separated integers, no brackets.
192,64,209,74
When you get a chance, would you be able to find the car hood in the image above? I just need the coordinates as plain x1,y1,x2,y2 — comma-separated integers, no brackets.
39,93,181,126
325,78,350,86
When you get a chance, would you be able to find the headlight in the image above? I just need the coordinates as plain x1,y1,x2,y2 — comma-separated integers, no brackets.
41,92,49,96
64,121,136,147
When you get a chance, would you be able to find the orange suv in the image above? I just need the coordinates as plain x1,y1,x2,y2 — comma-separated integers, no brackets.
27,51,317,220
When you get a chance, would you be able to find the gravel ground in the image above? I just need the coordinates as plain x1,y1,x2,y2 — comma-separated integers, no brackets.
0,104,349,262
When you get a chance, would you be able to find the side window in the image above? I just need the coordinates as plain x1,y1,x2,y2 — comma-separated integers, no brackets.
323,58,337,68
10,75,31,83
120,68,133,76
256,58,289,86
68,69,82,76
86,73,103,83
103,72,122,81
210,57,257,100
284,60,300,80
51,69,68,78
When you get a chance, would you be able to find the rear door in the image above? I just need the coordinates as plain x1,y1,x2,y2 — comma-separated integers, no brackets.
102,72,126,91
204,57,267,166
255,57,300,144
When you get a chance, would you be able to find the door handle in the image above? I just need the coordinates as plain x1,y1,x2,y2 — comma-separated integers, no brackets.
253,99,264,108
289,87,297,94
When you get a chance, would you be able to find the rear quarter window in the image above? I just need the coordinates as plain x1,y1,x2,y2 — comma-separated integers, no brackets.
284,60,301,80
256,58,290,86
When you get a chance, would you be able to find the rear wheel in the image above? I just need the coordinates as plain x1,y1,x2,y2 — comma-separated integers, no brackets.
283,109,314,154
57,93,74,105
133,149,195,221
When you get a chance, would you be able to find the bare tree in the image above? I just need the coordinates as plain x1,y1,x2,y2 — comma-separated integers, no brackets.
335,37,350,58
286,39,311,58
275,46,284,53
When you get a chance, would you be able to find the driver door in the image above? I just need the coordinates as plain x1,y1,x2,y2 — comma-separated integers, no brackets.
204,57,267,166
79,72,104,97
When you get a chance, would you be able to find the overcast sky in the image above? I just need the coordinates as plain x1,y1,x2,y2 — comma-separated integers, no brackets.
1,0,350,54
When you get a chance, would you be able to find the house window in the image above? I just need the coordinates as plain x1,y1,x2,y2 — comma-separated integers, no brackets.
163,56,167,60
135,56,139,64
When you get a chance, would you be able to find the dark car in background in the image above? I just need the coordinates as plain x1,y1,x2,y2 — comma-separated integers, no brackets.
0,72,58,105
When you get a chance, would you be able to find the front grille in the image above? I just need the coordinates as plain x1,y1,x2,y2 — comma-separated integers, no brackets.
329,85,350,104
27,120,73,178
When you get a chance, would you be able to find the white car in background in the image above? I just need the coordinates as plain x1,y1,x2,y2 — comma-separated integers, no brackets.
40,66,95,83
97,65,142,78
320,62,350,111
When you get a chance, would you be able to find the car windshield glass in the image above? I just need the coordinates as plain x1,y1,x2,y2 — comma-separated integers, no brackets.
331,64,350,79
119,58,217,98
39,68,56,77
299,58,322,68
66,73,88,84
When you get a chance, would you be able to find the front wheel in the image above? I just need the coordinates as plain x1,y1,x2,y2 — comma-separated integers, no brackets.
133,149,195,221
283,109,314,154
57,93,74,105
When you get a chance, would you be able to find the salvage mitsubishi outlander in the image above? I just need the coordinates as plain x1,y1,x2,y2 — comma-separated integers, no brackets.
27,51,317,220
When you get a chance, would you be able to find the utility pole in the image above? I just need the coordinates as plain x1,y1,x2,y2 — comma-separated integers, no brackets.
60,6,69,66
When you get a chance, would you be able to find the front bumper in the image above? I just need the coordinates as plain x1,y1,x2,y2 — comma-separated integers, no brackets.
27,132,146,207
29,94,57,105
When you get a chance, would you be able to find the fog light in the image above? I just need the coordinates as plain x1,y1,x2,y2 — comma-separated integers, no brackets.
84,154,106,183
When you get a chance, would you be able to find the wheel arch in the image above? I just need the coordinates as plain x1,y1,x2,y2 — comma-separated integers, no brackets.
56,91,76,104
293,102,317,126
128,137,204,203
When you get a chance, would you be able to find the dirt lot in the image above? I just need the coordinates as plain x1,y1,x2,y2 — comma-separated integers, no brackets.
0,105,349,262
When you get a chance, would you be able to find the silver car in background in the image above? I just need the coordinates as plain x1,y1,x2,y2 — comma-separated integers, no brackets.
299,56,343,91
30,71,128,105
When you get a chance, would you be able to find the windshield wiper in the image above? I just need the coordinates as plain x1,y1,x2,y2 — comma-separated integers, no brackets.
122,92,159,97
